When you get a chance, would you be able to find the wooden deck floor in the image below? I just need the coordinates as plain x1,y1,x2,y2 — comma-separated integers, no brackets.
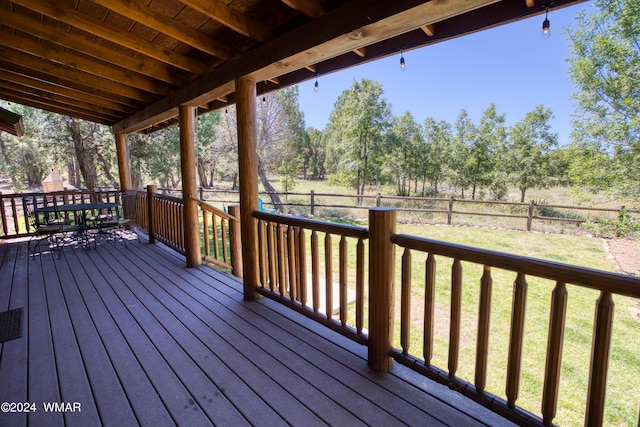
0,236,514,427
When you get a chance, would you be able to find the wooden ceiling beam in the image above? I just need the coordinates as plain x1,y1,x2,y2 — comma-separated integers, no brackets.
280,0,324,18
89,0,231,60
0,33,174,96
0,47,155,103
0,69,133,114
0,79,126,120
10,0,212,75
421,24,435,36
0,8,189,87
0,89,115,124
179,0,273,42
0,63,141,110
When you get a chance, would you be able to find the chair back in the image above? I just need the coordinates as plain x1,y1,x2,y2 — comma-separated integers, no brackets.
22,195,61,232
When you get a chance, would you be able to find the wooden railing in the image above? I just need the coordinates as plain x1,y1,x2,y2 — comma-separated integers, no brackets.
193,198,241,275
254,208,640,427
133,187,240,274
253,210,369,344
0,189,122,238
390,235,640,427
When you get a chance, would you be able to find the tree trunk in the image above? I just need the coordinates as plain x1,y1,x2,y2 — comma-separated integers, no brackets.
69,119,98,190
258,160,283,212
520,188,526,203
95,150,117,188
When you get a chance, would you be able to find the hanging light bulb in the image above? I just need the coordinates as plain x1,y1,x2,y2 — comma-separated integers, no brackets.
542,6,551,38
314,75,319,93
400,48,406,71
262,81,267,103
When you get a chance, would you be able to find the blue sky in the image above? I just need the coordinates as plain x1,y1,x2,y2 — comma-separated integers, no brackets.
297,2,594,146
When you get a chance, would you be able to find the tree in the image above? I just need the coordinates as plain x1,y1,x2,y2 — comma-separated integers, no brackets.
423,118,452,194
195,110,222,187
505,106,559,202
465,104,506,199
303,128,327,180
448,110,475,198
567,0,640,201
327,79,392,201
386,112,423,196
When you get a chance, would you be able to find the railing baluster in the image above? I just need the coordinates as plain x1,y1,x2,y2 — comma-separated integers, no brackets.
506,272,528,408
258,220,266,287
324,233,333,319
297,228,307,306
449,258,462,381
424,253,436,366
356,237,365,335
475,265,492,393
542,281,567,426
287,225,297,301
221,218,228,262
277,224,286,296
585,291,614,427
401,247,411,355
267,222,276,291
212,212,219,258
339,235,347,326
311,230,319,312
202,208,210,257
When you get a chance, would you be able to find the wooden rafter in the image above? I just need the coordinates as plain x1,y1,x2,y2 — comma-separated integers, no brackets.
280,0,324,18
10,0,212,74
0,8,189,86
88,0,231,59
179,0,273,42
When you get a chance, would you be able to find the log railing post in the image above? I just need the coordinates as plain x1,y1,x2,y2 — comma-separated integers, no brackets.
227,204,243,279
147,184,157,244
368,207,396,372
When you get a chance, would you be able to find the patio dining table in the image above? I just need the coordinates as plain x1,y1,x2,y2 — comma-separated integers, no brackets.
34,201,120,247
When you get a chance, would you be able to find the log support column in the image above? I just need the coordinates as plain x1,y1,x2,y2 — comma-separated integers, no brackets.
115,132,132,191
179,105,201,268
236,76,259,300
368,207,396,371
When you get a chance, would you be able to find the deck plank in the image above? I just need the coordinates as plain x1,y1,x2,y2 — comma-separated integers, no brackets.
61,247,173,426
0,243,28,427
0,238,517,427
107,242,373,426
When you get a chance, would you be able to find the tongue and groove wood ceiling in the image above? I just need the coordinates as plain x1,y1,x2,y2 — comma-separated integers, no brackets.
0,0,585,134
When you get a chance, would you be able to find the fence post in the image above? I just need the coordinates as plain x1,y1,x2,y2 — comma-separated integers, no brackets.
368,207,396,372
199,187,204,200
310,189,315,216
147,184,157,244
527,200,535,231
227,204,243,279
376,193,381,207
448,196,454,225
